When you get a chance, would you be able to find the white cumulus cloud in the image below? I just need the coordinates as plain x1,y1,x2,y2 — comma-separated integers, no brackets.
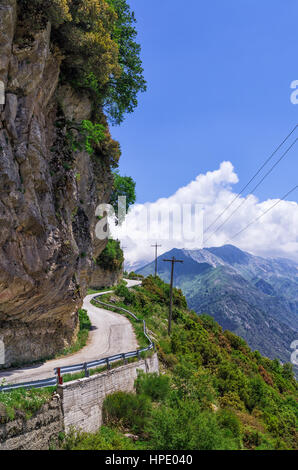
110,162,298,270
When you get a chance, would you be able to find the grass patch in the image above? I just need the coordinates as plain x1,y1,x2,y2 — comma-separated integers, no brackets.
58,330,89,358
55,308,91,358
60,426,139,450
0,387,55,422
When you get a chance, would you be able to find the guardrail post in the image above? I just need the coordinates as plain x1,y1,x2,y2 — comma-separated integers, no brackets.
137,350,141,360
106,358,111,371
122,353,127,365
57,367,63,385
84,362,90,378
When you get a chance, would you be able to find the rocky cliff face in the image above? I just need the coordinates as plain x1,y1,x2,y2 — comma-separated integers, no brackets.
0,0,113,366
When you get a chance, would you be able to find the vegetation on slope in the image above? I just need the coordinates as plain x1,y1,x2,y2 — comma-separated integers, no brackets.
0,388,54,422
18,0,144,190
95,239,124,271
64,276,298,450
110,171,137,215
56,308,91,357
18,0,146,125
137,247,298,369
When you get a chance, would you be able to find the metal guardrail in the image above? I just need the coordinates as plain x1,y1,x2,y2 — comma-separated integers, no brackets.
0,376,57,392
0,287,154,393
94,298,139,321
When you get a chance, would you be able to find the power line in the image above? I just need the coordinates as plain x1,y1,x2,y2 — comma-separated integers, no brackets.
228,184,298,242
204,137,298,245
204,124,298,235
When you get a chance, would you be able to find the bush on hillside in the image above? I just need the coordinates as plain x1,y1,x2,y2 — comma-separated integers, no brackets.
135,371,171,402
146,401,240,450
102,391,151,433
78,308,91,331
96,239,124,272
114,283,136,304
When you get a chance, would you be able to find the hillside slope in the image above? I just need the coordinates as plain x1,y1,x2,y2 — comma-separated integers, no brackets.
65,277,298,450
137,245,298,366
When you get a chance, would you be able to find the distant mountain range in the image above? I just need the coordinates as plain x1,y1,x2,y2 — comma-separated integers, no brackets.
137,245,298,367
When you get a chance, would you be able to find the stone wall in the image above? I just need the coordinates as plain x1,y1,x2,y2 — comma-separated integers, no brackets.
0,354,159,449
58,353,159,433
0,395,63,450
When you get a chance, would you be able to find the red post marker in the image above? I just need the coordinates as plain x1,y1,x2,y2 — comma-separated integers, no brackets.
57,368,63,385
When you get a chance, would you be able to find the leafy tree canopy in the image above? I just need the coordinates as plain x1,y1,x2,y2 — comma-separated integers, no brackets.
110,171,136,214
19,0,146,124
96,239,124,271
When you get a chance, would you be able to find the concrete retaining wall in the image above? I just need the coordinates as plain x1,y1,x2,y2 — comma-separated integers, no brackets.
58,353,159,433
0,354,159,449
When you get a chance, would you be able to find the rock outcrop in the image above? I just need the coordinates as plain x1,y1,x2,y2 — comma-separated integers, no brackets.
0,1,113,366
90,265,123,289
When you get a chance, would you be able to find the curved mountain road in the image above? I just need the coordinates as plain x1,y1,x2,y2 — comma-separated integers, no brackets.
0,279,140,385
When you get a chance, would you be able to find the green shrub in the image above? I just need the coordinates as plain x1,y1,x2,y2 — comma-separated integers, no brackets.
135,371,170,402
96,239,124,272
114,283,136,304
216,409,241,439
62,426,137,450
80,120,105,155
199,314,222,334
102,391,151,433
224,330,248,351
219,391,246,411
79,308,91,331
146,402,240,450
171,361,216,407
110,172,136,216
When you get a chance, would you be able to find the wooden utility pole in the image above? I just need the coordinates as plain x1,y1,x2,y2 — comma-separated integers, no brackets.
151,243,162,277
163,256,183,335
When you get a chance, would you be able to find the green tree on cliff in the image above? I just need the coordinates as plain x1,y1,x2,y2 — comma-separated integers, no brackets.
110,172,136,215
19,0,146,124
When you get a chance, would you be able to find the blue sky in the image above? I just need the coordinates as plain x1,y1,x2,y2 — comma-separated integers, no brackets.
111,0,297,205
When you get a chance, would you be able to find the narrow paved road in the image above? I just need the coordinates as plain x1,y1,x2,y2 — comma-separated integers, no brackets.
0,280,140,385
